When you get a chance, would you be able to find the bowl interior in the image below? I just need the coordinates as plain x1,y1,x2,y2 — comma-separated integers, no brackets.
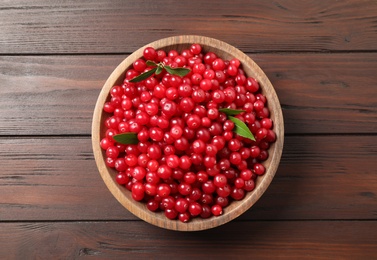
92,35,284,231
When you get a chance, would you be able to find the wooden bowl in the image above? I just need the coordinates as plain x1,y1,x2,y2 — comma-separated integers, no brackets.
92,35,284,231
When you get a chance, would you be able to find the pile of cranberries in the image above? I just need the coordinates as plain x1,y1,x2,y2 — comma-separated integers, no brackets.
100,44,276,222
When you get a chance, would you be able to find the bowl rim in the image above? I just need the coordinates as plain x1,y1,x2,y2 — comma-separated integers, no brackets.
92,35,284,231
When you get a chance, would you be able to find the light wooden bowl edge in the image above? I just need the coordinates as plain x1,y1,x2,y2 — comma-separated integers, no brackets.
92,35,284,231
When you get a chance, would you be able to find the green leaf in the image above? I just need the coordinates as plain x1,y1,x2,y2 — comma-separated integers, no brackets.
164,65,191,77
112,132,139,144
155,66,163,75
146,60,158,67
228,116,255,141
219,108,246,116
129,67,157,83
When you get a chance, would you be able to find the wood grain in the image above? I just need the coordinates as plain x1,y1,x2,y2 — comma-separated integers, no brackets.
0,55,122,135
1,221,376,259
1,136,376,221
0,53,376,136
0,0,377,54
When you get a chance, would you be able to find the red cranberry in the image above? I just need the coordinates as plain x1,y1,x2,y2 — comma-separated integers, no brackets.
101,44,278,223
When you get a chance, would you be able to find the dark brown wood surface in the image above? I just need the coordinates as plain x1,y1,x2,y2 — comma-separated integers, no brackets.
1,0,376,258
1,136,376,221
1,0,377,53
1,221,376,259
1,53,376,135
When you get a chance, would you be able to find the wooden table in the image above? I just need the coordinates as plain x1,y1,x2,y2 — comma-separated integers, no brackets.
1,1,376,259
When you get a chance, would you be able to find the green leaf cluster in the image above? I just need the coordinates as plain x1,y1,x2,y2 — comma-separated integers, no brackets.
129,60,191,83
